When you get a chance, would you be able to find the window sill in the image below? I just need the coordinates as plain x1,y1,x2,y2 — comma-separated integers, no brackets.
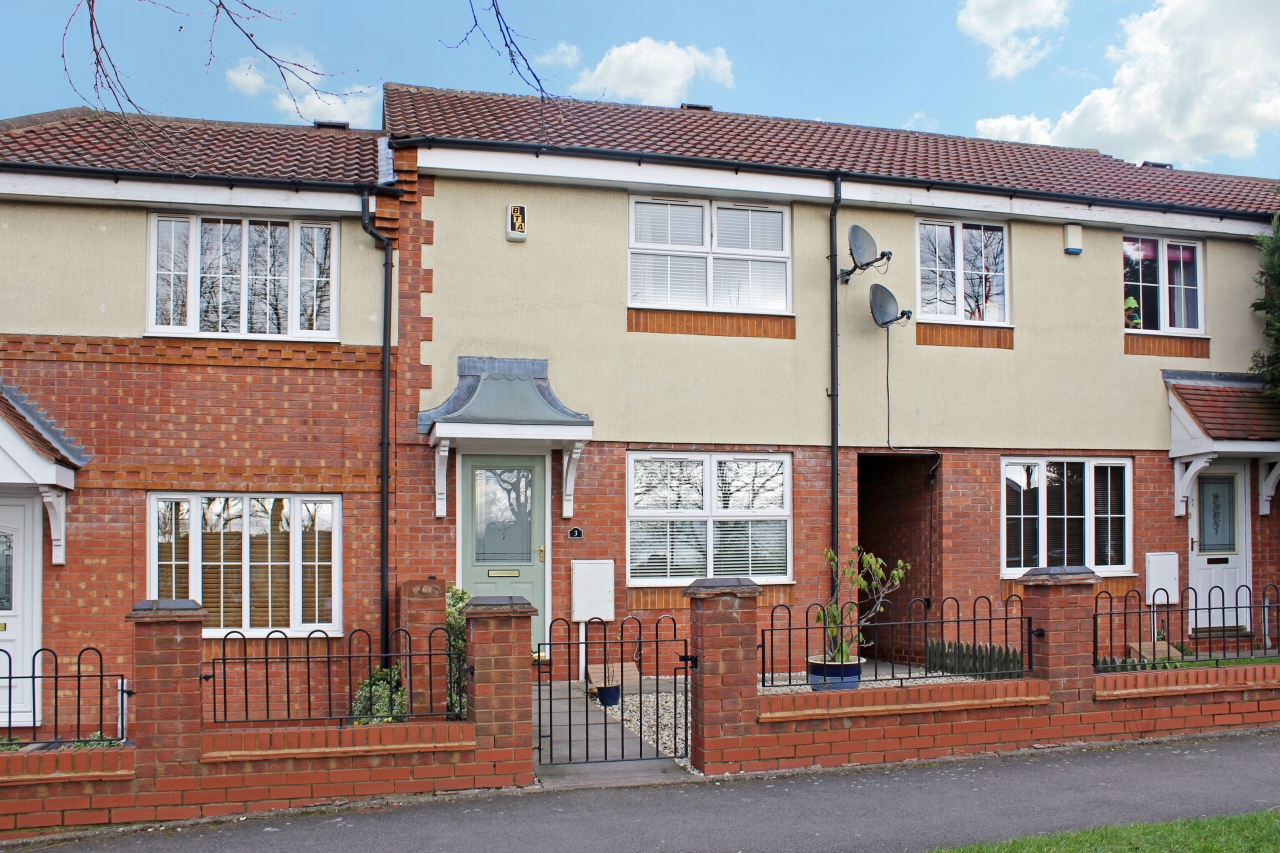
627,307,796,339
915,317,1014,329
1001,570,1137,581
626,577,794,588
1123,332,1210,359
145,331,341,344
916,321,1013,350
1123,328,1208,338
203,628,343,640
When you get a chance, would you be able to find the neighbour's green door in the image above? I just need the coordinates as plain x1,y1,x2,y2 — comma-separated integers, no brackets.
460,454,546,646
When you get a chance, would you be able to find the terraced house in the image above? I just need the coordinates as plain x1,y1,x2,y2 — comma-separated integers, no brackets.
1,87,1280,808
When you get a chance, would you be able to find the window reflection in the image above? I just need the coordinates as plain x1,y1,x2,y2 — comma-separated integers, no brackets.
474,468,534,562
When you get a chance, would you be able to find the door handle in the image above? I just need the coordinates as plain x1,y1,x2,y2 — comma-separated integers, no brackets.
539,545,545,562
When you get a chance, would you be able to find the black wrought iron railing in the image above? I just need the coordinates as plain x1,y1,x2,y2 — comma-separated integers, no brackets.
202,627,465,724
1,647,129,747
761,596,1033,688
1095,585,1280,672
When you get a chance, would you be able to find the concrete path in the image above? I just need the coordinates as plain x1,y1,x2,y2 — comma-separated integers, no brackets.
53,730,1280,853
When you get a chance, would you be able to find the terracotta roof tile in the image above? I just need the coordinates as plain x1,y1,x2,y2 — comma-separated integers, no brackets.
0,108,381,184
383,85,1280,218
1171,383,1280,441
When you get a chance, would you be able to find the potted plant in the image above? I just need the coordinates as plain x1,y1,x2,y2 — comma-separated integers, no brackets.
808,546,909,691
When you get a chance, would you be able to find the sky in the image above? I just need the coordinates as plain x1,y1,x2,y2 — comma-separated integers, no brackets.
3,0,1279,179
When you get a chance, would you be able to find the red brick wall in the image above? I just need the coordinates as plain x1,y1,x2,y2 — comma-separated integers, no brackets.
858,453,936,614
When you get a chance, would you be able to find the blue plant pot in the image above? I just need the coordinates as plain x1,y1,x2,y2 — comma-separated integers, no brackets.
806,655,865,691
596,684,622,706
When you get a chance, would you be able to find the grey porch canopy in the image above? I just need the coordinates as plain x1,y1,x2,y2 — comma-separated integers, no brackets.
418,357,592,518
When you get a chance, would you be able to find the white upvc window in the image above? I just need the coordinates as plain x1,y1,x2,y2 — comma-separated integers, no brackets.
1123,235,1205,334
147,493,342,636
626,452,792,586
148,214,340,340
628,197,791,314
1001,458,1133,579
916,219,1009,324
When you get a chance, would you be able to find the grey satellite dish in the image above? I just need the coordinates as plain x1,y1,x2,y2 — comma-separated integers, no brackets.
870,283,910,328
849,224,879,268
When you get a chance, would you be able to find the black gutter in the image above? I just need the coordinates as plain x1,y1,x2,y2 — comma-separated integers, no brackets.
361,192,395,662
386,135,1273,223
0,159,403,197
828,175,841,589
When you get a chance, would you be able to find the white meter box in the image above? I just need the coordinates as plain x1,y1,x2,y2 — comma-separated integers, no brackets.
571,559,615,623
1145,552,1179,604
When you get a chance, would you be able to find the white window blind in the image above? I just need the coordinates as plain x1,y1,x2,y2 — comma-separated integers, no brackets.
627,453,791,584
629,198,790,314
149,493,341,634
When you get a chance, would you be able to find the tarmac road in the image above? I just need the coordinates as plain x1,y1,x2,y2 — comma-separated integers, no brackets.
47,731,1280,853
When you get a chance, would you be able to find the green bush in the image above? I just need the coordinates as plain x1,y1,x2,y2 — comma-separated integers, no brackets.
446,585,471,717
350,664,407,725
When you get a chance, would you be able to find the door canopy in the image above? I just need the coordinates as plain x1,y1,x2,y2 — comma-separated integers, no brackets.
0,384,91,564
419,358,592,519
1165,370,1280,517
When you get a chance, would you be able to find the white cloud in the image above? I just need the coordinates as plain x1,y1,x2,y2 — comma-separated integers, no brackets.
957,0,1069,78
225,58,267,96
975,0,1280,165
902,111,940,132
569,37,733,107
226,51,377,127
535,42,581,68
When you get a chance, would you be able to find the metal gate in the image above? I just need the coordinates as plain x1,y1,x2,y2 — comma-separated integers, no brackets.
535,616,690,765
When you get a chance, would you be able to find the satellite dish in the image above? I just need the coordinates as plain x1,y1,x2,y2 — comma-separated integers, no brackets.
870,283,906,328
849,224,879,268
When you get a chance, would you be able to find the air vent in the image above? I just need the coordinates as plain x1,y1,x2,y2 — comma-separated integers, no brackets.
313,120,350,130
1141,160,1172,169
680,103,712,111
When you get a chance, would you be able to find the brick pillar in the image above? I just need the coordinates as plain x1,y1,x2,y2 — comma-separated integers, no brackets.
126,599,207,785
684,578,762,775
1020,569,1101,728
401,579,448,714
463,596,536,788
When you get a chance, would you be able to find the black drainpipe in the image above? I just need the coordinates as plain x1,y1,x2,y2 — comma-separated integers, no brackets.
829,174,842,597
361,192,394,660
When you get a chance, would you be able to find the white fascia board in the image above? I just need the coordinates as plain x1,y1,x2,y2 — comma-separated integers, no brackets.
416,147,1269,238
0,171,368,215
431,422,593,444
0,419,75,488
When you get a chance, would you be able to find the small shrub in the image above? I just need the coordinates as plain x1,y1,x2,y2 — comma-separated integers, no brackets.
927,638,1023,679
72,731,116,749
350,664,407,725
446,585,471,717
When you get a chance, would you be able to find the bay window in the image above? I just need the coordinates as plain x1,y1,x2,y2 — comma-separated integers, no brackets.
629,198,791,314
149,214,339,340
1123,236,1203,333
917,219,1008,323
149,493,341,635
1002,458,1132,578
627,452,792,585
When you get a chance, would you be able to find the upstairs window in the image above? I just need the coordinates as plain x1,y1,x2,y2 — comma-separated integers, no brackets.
917,220,1008,323
627,452,792,585
1002,458,1131,578
149,215,339,340
1123,236,1202,333
629,198,791,314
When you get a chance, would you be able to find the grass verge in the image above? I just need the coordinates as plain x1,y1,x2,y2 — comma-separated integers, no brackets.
934,811,1280,852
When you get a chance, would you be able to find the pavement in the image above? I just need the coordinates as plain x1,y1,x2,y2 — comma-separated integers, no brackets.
43,730,1280,853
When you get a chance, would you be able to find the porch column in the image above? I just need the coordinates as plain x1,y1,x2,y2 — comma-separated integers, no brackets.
463,596,537,788
684,577,762,775
1020,568,1101,732
126,599,207,786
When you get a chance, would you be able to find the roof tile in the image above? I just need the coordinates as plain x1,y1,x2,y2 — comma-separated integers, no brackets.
1171,384,1280,441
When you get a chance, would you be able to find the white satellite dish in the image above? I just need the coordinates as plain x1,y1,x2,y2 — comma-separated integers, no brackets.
870,283,910,328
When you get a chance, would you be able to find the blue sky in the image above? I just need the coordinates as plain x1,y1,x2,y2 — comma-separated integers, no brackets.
4,1,1278,178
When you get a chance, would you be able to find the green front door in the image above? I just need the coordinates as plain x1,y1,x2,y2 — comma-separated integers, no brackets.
460,454,546,645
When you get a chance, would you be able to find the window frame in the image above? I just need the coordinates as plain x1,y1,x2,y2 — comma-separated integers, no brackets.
625,451,793,587
1121,234,1206,336
999,457,1134,580
146,213,341,342
914,217,1013,327
627,196,793,316
145,491,343,637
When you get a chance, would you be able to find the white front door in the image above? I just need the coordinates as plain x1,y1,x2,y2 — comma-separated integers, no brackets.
1189,464,1251,630
0,495,41,728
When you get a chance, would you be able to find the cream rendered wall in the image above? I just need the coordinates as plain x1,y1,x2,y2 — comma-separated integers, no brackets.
0,200,386,345
422,178,1264,450
0,201,148,336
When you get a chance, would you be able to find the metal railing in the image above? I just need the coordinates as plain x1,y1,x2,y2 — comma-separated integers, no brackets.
203,627,465,724
536,616,690,765
1,647,129,747
761,596,1033,688
1095,585,1280,671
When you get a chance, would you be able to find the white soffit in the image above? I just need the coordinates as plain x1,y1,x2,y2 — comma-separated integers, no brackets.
416,147,1268,238
0,418,75,489
0,171,370,215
